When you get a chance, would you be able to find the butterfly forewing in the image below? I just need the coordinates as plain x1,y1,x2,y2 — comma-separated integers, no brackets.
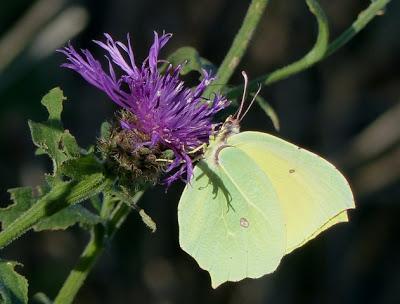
228,131,355,253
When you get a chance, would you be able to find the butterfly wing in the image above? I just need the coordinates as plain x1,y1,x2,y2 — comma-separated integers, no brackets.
178,147,286,288
228,131,355,254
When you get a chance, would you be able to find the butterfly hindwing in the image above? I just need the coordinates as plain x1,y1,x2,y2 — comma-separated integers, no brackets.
178,147,286,288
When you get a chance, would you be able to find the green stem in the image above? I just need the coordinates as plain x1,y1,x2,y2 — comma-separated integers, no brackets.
54,192,143,304
326,0,391,56
227,0,391,98
0,173,107,250
227,0,328,98
53,225,106,304
204,0,269,97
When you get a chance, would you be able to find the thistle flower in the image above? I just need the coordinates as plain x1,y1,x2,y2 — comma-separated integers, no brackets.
60,32,229,186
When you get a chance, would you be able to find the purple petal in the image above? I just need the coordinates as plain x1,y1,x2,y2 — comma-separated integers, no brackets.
60,32,230,186
148,32,172,73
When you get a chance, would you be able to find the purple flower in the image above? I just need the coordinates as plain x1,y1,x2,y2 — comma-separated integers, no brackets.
59,32,229,185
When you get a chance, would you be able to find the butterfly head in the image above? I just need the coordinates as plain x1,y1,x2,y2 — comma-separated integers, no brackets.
217,72,261,142
220,114,240,137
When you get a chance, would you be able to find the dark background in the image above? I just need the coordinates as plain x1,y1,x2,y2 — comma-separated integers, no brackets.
1,0,399,303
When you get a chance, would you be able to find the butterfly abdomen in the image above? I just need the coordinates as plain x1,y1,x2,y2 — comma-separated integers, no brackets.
214,144,233,165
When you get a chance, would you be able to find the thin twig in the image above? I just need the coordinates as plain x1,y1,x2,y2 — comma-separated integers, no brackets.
227,0,391,98
203,0,270,97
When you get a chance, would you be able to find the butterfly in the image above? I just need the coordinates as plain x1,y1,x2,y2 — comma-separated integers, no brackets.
178,72,355,288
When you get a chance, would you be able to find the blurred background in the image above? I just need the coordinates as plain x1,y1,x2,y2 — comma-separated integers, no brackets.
1,0,399,303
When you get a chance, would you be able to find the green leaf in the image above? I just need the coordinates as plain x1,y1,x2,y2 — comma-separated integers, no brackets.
89,195,102,213
0,188,35,230
255,95,280,131
28,88,80,174
137,209,156,233
0,181,103,233
29,120,68,167
0,260,28,304
34,147,47,156
41,87,64,123
100,121,111,139
163,47,216,75
199,57,216,75
61,131,80,158
0,174,109,249
34,205,102,231
32,293,53,304
60,154,104,180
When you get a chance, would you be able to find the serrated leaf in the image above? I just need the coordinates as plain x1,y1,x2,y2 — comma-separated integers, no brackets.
41,87,64,123
31,174,108,231
34,205,102,231
0,260,28,304
34,148,47,156
29,88,81,174
61,131,80,157
29,120,69,168
1,179,104,232
44,174,59,188
60,154,103,180
163,47,216,75
0,188,35,230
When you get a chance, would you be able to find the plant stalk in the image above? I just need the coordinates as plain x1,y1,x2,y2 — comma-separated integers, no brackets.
326,0,391,56
53,225,106,304
53,192,143,304
204,0,269,97
0,174,107,249
227,0,391,98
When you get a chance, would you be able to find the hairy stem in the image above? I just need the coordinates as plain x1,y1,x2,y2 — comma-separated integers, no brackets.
227,0,391,98
0,174,107,249
53,225,106,304
54,192,143,304
204,0,269,97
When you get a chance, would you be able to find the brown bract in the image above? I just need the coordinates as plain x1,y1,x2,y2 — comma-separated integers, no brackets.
98,110,174,189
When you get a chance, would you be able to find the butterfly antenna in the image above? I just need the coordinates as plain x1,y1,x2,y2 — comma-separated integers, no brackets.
239,83,262,122
234,71,249,120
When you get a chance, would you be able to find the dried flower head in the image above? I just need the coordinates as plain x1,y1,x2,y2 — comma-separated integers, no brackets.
60,32,229,185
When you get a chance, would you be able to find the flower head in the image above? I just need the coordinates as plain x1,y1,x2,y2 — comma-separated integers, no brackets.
60,32,229,185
